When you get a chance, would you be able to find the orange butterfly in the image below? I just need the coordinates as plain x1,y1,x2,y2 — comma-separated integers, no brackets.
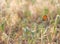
42,15,48,21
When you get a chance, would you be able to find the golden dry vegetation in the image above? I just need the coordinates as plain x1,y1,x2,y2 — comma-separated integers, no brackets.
0,0,60,44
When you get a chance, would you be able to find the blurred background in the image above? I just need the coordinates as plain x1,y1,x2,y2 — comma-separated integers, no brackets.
0,0,60,44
